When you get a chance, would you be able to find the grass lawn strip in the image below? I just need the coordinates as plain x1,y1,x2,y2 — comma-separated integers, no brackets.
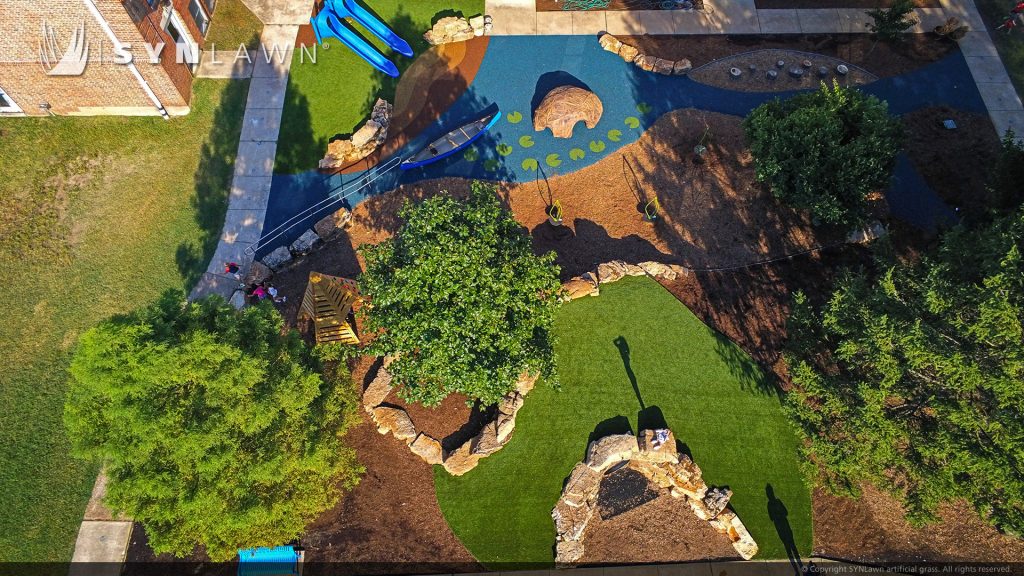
0,79,248,561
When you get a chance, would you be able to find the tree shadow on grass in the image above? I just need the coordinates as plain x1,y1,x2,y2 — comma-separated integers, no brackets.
274,78,321,175
175,78,252,290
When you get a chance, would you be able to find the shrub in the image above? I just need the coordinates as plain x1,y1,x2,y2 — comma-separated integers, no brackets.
784,209,1024,533
64,293,361,560
743,82,902,227
359,181,562,406
988,129,1024,213
865,0,918,42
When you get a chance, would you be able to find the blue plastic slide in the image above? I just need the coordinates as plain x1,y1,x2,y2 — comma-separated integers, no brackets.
309,0,412,78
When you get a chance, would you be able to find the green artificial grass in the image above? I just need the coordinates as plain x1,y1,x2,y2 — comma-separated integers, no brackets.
976,0,1024,107
0,79,249,561
205,0,263,51
435,276,812,566
274,0,484,173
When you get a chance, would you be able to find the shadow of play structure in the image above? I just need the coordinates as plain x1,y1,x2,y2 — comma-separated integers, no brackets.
310,0,413,78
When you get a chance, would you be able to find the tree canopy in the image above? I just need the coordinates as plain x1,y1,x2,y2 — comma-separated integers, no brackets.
359,182,562,406
64,293,361,560
743,82,902,227
784,210,1024,533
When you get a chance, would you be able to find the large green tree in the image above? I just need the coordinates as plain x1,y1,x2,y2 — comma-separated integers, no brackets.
744,82,902,227
784,210,1024,533
64,293,361,560
360,182,562,406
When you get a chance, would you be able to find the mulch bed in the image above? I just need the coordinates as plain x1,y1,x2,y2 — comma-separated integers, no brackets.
755,0,939,9
619,33,955,78
902,105,1003,221
581,492,740,563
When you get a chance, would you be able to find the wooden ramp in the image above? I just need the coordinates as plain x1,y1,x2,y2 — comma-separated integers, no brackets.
299,272,361,345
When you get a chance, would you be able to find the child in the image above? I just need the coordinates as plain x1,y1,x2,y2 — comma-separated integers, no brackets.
224,262,241,280
267,286,287,304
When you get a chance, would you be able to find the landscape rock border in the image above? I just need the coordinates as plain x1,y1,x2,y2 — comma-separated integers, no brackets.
552,429,758,565
599,33,692,76
363,357,538,475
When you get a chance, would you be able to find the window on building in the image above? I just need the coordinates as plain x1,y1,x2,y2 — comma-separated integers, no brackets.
0,86,23,113
188,0,210,35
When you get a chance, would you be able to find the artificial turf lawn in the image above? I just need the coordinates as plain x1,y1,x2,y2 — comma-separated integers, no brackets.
434,276,812,566
0,79,248,561
274,0,484,174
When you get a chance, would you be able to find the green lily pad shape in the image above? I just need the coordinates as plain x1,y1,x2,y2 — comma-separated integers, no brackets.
607,129,623,142
496,143,513,156
463,147,479,162
589,140,606,153
569,148,586,161
483,158,499,172
636,102,653,114
625,116,641,129
545,153,562,168
507,111,523,124
521,158,539,171
518,135,535,148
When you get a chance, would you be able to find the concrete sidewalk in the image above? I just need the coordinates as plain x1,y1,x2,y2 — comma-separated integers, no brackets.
486,0,1024,136
190,23,297,302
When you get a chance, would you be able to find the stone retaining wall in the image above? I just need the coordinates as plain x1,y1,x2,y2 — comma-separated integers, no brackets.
363,357,538,475
598,33,692,76
553,429,758,565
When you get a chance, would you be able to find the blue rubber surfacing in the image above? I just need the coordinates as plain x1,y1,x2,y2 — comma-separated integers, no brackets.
259,36,985,257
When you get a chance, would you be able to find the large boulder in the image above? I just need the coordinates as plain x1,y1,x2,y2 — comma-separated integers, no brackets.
703,486,733,518
319,99,392,170
443,440,481,476
637,428,679,464
598,33,622,54
584,433,638,471
562,462,601,508
673,59,693,75
409,433,444,465
470,421,505,456
551,498,595,541
496,413,516,443
597,260,630,284
371,406,417,440
638,261,677,280
555,539,585,565
563,277,599,300
653,58,674,75
243,261,273,285
313,207,353,240
261,245,292,270
424,16,476,45
635,54,657,72
497,391,524,416
362,365,393,411
618,44,639,63
289,228,320,255
516,372,538,396
533,86,604,139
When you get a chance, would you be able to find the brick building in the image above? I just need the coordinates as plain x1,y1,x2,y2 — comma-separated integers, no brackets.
0,0,218,117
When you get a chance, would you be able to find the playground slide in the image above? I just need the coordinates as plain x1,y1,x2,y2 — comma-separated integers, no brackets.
311,9,400,77
336,0,413,57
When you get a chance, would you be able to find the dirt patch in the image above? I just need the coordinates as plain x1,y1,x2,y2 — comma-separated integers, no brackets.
814,483,1024,562
756,0,938,9
902,106,1002,221
619,34,954,78
581,493,740,563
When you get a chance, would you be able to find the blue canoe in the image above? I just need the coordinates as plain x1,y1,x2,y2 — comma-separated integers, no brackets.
401,111,502,170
